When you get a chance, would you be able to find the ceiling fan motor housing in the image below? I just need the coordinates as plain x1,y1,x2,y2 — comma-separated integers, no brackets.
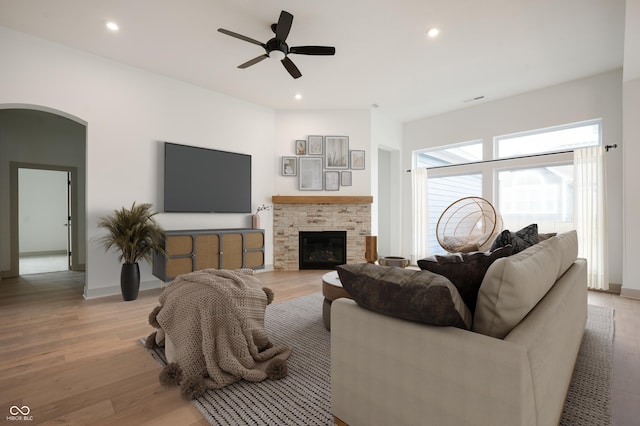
266,38,288,57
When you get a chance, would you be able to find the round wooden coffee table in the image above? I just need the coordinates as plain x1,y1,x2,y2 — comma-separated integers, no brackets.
322,270,351,330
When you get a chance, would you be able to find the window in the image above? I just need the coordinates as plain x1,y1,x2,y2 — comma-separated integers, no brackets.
414,119,601,257
497,164,574,234
496,120,600,159
416,140,482,167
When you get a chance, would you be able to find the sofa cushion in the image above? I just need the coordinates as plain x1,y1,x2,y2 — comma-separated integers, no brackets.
538,232,557,242
555,230,579,278
416,245,513,314
336,263,472,329
473,233,571,339
490,223,539,254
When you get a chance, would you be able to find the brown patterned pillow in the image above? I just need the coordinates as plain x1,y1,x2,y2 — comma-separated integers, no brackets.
417,245,513,314
336,263,472,329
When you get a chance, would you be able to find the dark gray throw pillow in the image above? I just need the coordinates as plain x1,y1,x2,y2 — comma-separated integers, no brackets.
417,245,513,314
490,223,539,254
336,263,472,329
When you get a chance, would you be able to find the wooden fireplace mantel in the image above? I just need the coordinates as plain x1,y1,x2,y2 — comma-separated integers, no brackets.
271,195,373,204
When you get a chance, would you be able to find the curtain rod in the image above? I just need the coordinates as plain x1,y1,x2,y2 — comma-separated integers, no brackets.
405,144,618,173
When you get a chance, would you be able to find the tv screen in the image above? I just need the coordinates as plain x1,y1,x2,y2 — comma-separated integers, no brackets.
164,142,251,213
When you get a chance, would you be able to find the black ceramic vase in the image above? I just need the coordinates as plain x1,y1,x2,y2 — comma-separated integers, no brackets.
120,263,140,301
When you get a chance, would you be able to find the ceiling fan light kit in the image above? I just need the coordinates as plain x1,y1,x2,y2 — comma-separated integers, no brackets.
269,50,286,61
218,10,335,79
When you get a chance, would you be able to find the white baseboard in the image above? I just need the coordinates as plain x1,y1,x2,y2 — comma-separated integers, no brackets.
606,283,622,294
620,287,640,300
83,279,163,299
83,266,275,299
19,250,67,257
256,264,274,272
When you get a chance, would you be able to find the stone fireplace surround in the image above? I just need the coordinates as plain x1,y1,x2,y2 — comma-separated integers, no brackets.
272,196,373,270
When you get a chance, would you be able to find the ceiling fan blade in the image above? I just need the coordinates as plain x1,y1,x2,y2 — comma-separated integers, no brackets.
281,57,302,79
275,11,294,41
289,46,336,55
217,28,265,47
238,54,269,69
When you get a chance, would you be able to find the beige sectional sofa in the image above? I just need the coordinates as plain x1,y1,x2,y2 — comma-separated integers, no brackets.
331,231,587,426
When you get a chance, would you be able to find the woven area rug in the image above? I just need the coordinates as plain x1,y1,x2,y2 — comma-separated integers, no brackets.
560,304,614,425
142,293,614,426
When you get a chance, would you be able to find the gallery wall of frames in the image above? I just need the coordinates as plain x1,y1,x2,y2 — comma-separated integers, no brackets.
281,135,365,191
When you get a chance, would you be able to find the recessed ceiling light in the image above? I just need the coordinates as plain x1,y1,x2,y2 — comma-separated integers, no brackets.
294,93,302,100
427,28,440,38
106,21,119,31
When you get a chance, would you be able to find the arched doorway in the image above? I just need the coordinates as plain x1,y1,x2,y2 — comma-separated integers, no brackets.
0,106,87,278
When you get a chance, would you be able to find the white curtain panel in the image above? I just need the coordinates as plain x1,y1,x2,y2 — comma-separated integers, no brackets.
412,167,429,263
574,146,609,290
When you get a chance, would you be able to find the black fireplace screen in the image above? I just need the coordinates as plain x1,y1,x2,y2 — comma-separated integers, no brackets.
299,231,347,270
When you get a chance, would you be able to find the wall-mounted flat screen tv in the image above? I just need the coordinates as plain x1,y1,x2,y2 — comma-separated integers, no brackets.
164,142,251,213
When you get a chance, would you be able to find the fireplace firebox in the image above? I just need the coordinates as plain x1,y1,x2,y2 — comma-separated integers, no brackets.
299,231,347,270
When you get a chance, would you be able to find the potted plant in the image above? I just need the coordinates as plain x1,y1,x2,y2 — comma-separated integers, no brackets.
97,202,165,301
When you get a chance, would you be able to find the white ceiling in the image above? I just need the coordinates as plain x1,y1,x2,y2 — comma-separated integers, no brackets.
0,0,627,122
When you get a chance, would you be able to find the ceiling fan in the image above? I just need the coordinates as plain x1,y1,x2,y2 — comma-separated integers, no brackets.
217,10,335,79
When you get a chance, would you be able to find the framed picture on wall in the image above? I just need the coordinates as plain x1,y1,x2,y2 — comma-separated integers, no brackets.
298,157,323,190
295,140,307,155
350,150,365,170
341,171,352,186
307,135,323,155
324,136,349,169
325,171,340,191
281,156,297,176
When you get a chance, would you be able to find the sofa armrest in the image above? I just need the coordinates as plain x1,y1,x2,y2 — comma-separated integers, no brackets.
331,299,536,426
503,259,587,426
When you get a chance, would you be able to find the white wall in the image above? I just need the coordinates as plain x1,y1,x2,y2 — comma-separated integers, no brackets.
0,26,276,297
623,0,640,82
274,110,372,196
18,169,68,254
622,76,640,296
620,0,640,297
403,70,624,285
371,110,403,257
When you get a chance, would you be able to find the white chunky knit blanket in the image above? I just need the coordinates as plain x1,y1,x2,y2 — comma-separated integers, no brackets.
151,269,291,390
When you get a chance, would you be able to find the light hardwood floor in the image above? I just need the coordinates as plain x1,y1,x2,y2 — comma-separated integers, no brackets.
0,270,638,425
0,270,324,425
